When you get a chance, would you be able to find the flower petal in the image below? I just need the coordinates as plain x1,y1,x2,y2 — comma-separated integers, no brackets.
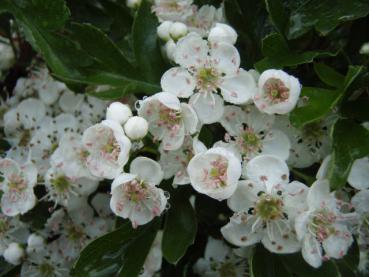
130,157,164,186
174,33,208,68
210,42,240,75
161,67,196,98
261,129,291,161
348,157,369,190
189,92,224,124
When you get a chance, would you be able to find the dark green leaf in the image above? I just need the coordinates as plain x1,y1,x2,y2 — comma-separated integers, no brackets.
250,245,292,277
336,240,360,276
162,193,197,264
255,33,336,71
287,0,369,39
341,98,369,121
328,119,369,189
265,0,288,36
314,63,344,88
132,0,165,83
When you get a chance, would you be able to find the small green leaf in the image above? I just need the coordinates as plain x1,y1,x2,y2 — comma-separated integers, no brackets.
328,119,369,190
287,0,369,39
132,0,166,83
255,33,336,71
314,63,344,88
162,193,197,264
265,0,288,36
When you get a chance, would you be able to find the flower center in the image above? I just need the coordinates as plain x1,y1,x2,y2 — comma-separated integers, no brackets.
302,122,324,140
124,180,148,203
158,104,181,127
19,130,31,147
203,157,228,188
51,175,71,193
263,78,290,104
217,261,237,277
39,263,55,277
309,208,337,242
196,67,220,92
66,225,85,241
101,132,121,161
236,128,262,156
8,174,27,192
255,194,283,221
0,219,9,235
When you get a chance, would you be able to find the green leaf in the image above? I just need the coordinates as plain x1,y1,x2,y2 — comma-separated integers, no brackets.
336,240,360,276
132,0,166,83
265,0,288,36
162,193,197,264
289,87,340,128
341,98,369,121
250,245,291,277
287,0,369,39
70,23,136,77
255,33,336,71
279,252,340,277
327,119,369,190
314,63,344,88
72,219,160,277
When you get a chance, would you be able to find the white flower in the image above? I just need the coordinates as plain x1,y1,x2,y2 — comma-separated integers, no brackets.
360,42,369,55
140,231,163,277
110,157,167,228
0,158,37,216
159,136,206,185
208,23,237,45
295,180,355,268
187,147,241,200
161,32,256,123
193,237,248,277
254,69,301,114
169,22,188,40
124,116,149,140
106,102,132,125
274,115,332,168
186,5,224,37
157,21,174,41
82,120,131,179
137,92,198,150
0,214,29,256
219,105,290,174
152,0,194,22
26,233,45,254
3,242,24,265
221,155,307,254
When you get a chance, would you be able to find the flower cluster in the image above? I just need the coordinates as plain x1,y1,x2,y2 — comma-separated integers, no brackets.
0,0,368,276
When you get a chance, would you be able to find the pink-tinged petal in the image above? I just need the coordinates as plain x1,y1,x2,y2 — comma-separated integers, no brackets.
130,157,164,186
189,92,224,124
302,234,323,268
210,42,240,75
174,33,208,68
161,67,196,98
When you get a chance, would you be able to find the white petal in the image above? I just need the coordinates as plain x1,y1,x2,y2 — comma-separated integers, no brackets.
130,157,164,186
294,211,311,241
161,67,196,98
174,33,208,68
162,122,185,150
181,103,198,134
220,105,247,136
227,180,263,212
302,234,323,268
348,157,369,190
17,98,46,129
111,173,136,191
204,237,231,261
189,92,224,124
322,225,353,259
210,42,240,75
283,181,309,219
246,155,289,193
220,69,256,104
316,155,332,180
351,190,369,214
307,179,331,209
155,92,181,110
262,222,300,254
0,159,20,180
261,129,290,161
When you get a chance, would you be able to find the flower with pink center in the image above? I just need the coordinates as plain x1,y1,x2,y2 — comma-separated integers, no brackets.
187,147,241,200
254,69,301,114
0,158,37,216
295,180,356,268
161,32,257,124
137,92,198,151
110,157,168,227
82,120,131,179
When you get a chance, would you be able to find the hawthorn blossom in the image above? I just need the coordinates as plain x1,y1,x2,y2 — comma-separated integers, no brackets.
0,158,37,216
254,69,301,114
187,147,241,200
219,105,290,175
0,215,29,256
152,0,194,22
295,180,355,268
221,155,307,254
82,120,131,179
110,157,168,228
186,5,225,37
137,92,198,150
161,32,257,123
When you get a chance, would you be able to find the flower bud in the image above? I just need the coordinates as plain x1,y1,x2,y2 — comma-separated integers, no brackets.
157,21,173,41
169,22,188,40
164,39,176,61
126,0,141,9
106,102,132,125
0,42,15,71
3,243,24,265
26,233,45,253
359,42,369,55
208,23,238,45
124,116,149,140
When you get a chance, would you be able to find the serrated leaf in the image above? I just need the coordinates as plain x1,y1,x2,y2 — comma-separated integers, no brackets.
162,193,197,264
132,0,166,83
287,0,369,39
255,33,336,71
327,119,369,190
314,63,344,88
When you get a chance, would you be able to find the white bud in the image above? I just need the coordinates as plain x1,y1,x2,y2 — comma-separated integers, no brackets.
164,39,176,61
26,233,45,253
169,22,188,40
157,21,173,41
126,0,141,8
106,102,132,125
3,243,24,265
360,42,369,55
208,23,238,45
0,42,15,71
124,116,148,140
